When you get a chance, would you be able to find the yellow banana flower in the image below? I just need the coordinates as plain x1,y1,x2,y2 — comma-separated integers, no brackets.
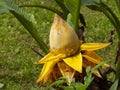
35,15,110,85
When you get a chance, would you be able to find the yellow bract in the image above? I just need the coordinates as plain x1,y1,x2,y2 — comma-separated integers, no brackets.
63,53,82,73
81,43,111,51
35,14,111,85
35,52,66,64
57,61,75,85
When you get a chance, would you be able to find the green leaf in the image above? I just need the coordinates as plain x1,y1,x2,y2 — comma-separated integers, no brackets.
84,67,94,89
20,4,64,19
50,77,67,87
54,0,69,18
115,0,120,14
50,80,67,87
67,13,73,27
64,0,81,31
62,86,74,90
92,60,112,73
81,0,100,6
109,79,118,90
0,0,49,53
74,83,86,90
86,66,91,74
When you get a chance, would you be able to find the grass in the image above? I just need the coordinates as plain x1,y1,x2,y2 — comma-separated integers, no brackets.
0,0,119,89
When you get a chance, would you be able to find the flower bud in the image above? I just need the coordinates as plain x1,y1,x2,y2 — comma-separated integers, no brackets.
49,15,80,56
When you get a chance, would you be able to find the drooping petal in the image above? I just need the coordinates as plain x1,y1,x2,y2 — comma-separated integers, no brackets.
82,54,102,78
35,52,66,64
80,43,111,51
49,64,62,83
57,61,75,85
83,51,110,67
83,51,102,62
82,54,101,65
36,60,58,83
82,58,96,68
82,57,102,78
63,53,82,73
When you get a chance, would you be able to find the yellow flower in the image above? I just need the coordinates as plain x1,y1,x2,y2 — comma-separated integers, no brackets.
35,15,110,85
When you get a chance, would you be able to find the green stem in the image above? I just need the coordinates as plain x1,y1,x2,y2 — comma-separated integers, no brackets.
74,0,81,32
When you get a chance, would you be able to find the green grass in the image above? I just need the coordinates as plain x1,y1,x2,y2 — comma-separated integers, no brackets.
0,0,119,89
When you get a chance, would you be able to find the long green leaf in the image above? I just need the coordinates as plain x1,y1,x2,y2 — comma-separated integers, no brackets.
20,4,64,19
115,0,120,14
64,0,81,31
63,86,74,90
74,83,86,90
109,79,118,90
91,60,112,73
0,0,49,53
54,0,69,18
81,0,100,6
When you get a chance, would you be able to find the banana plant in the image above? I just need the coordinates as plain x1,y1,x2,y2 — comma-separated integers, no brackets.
0,0,114,89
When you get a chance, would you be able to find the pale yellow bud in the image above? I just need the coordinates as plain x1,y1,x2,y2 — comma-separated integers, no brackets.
49,15,80,56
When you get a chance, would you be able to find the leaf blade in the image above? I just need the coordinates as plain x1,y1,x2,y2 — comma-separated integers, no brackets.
109,79,119,90
64,0,81,31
